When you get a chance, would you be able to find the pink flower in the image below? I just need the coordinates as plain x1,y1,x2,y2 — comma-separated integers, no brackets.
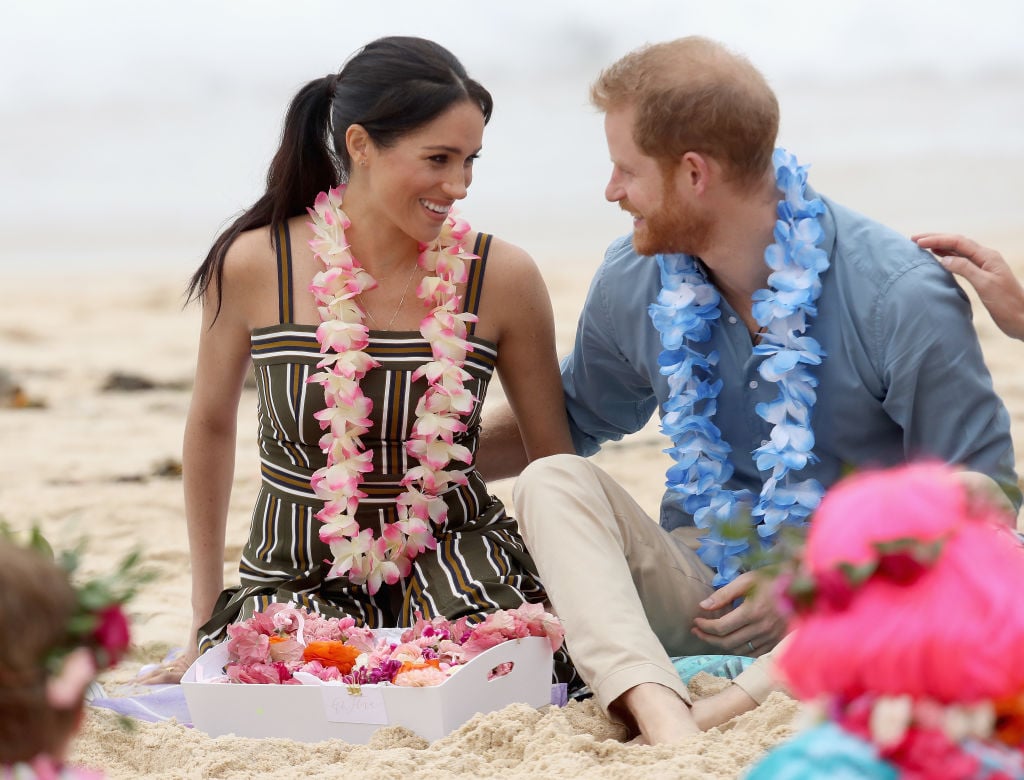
396,484,444,518
405,438,473,471
270,606,308,637
411,359,472,387
296,660,343,681
268,636,304,664
324,430,370,463
400,465,468,494
313,396,373,436
311,453,374,495
317,511,361,545
434,248,471,284
419,311,477,362
248,604,286,635
325,528,375,580
226,623,271,665
309,369,360,400
487,662,514,680
461,611,520,659
412,411,468,444
314,349,378,379
389,642,429,664
225,661,296,685
315,318,370,354
416,276,458,307
394,666,449,687
340,625,377,654
365,541,404,595
510,602,565,652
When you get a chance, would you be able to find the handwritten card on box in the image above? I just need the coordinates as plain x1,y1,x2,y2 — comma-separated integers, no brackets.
320,684,388,725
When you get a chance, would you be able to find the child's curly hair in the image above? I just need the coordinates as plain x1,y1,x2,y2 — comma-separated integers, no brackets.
0,540,81,763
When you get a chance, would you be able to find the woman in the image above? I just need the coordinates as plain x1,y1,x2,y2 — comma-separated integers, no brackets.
145,36,574,683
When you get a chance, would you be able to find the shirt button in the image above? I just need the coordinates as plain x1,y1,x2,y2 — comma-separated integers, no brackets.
728,316,738,325
748,380,758,389
761,439,769,446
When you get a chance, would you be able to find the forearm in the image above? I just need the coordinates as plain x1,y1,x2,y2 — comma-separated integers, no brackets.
475,402,529,481
690,682,760,730
1006,305,1024,341
182,419,236,631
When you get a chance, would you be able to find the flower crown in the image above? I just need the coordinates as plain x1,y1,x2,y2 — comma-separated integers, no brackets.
779,535,947,615
1,524,149,675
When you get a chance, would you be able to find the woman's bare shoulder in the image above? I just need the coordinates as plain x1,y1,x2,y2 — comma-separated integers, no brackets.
222,225,276,279
468,231,553,342
470,232,541,284
214,225,279,325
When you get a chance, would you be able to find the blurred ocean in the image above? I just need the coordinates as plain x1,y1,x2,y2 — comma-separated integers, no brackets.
1,0,1022,275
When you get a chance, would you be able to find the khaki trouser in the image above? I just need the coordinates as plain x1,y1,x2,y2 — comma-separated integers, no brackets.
513,454,778,714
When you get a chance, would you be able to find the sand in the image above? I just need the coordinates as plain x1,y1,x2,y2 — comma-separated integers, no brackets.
1,240,1022,778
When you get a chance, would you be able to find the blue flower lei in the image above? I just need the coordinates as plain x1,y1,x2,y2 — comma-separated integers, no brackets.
648,148,829,585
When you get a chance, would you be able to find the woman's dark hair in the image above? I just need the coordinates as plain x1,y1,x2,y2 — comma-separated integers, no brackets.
187,36,493,317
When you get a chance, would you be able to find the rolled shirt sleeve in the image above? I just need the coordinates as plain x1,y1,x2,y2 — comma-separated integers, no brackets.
562,237,662,457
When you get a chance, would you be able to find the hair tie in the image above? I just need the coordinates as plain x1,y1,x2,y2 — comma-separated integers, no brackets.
325,73,339,101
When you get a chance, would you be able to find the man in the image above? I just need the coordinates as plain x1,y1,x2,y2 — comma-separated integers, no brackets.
480,37,1020,744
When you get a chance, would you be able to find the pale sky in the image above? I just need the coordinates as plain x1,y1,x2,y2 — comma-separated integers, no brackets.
2,0,1021,271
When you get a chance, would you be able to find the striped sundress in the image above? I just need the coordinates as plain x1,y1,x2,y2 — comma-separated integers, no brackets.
198,225,575,683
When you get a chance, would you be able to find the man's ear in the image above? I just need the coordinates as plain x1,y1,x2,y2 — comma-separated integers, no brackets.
680,151,712,197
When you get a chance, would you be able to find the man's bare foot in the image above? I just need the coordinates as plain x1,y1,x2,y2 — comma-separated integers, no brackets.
617,683,699,745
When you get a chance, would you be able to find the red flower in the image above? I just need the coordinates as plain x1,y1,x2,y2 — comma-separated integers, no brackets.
92,605,131,668
815,569,856,612
875,550,929,586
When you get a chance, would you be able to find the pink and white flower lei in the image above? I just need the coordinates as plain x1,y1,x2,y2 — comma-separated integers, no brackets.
306,185,479,594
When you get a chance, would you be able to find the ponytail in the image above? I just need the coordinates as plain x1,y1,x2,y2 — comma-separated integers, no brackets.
186,75,339,319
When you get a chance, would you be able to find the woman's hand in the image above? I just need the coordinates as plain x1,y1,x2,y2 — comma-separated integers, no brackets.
913,232,1024,341
135,641,200,685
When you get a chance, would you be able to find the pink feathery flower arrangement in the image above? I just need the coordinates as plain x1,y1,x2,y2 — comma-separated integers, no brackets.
220,602,563,687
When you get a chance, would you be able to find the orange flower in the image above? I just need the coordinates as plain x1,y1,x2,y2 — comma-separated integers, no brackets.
397,658,442,676
301,641,361,673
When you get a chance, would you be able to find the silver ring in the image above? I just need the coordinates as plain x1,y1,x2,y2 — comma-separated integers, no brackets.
746,641,756,653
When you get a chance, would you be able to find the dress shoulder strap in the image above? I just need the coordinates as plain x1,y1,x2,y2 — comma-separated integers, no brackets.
273,221,294,325
464,232,492,335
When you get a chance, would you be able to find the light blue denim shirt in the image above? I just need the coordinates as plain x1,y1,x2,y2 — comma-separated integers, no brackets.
562,193,1021,529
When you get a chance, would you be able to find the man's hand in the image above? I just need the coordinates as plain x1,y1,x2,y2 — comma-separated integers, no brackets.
691,571,786,656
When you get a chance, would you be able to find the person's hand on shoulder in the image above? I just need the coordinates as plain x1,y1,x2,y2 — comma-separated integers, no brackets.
913,233,1024,341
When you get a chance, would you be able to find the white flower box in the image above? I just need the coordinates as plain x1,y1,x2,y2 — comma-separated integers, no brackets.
181,635,553,744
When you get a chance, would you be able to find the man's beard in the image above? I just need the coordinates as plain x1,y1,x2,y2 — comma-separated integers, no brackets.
626,186,712,258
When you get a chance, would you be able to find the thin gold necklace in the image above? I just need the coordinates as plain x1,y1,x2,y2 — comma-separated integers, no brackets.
360,260,419,330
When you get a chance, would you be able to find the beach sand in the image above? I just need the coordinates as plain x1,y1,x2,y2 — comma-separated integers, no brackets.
1,238,1022,778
